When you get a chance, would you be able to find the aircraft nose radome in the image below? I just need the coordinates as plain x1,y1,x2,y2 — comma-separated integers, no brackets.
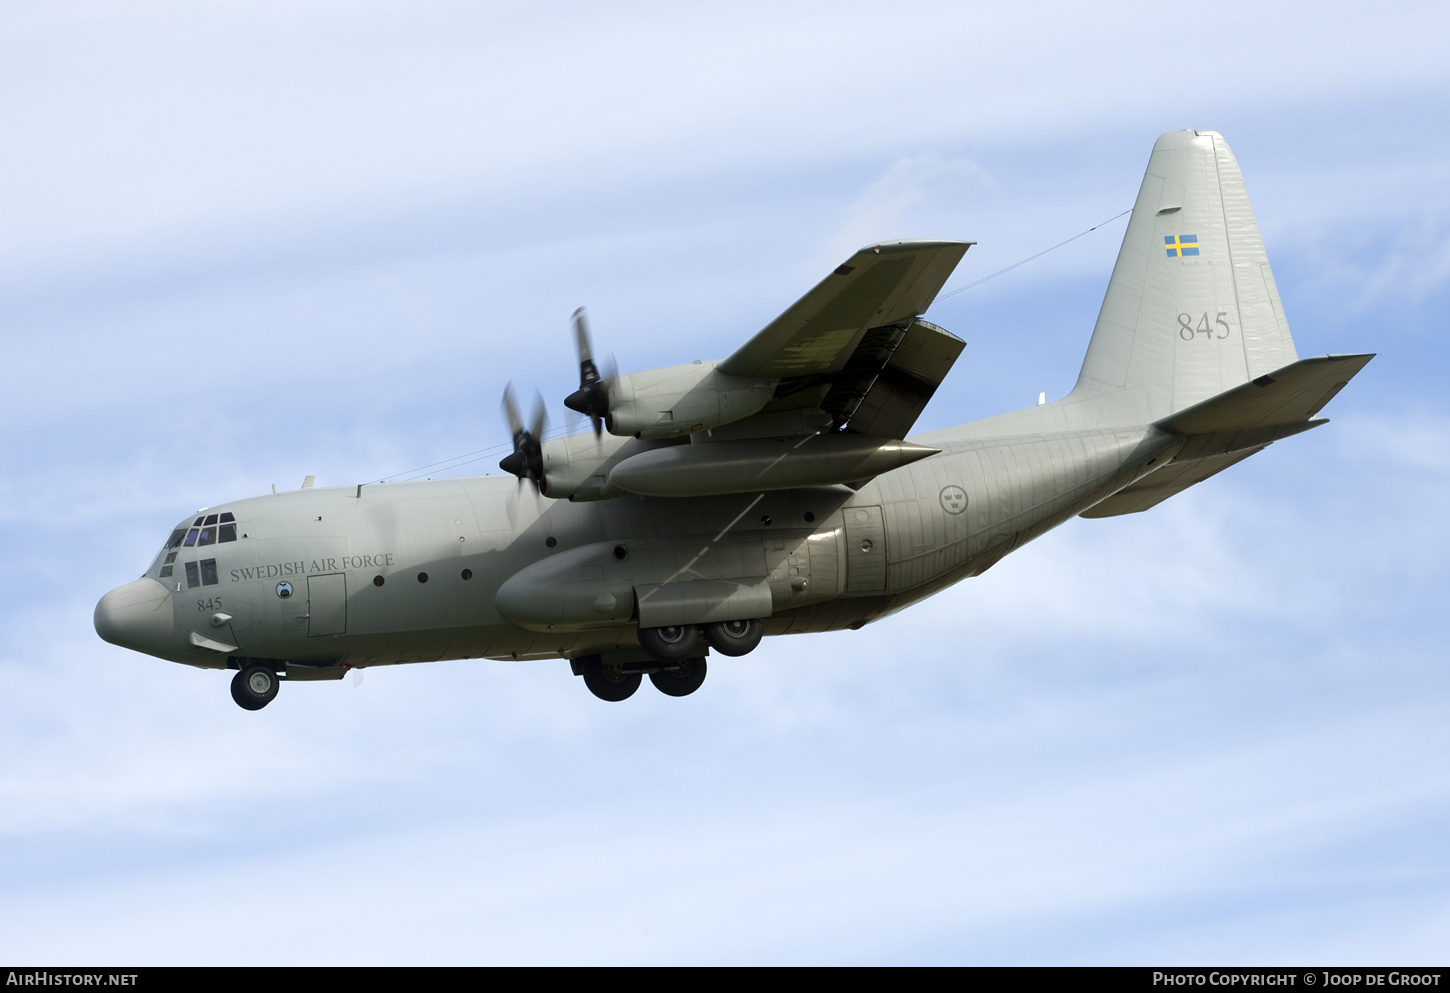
94,578,174,656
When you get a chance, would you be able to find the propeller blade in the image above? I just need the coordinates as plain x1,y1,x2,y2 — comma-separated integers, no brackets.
529,390,547,445
564,306,608,436
502,382,523,440
573,307,593,367
499,383,546,493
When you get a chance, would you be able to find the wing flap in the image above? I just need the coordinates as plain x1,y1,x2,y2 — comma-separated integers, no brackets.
846,319,965,439
719,240,971,379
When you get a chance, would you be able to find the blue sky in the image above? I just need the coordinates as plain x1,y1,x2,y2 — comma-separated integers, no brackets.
2,0,1448,964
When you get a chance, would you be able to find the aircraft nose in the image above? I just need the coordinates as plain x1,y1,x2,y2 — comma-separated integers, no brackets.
94,578,175,656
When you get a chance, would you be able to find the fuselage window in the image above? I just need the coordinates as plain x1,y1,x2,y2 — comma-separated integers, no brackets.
200,559,219,585
159,551,178,580
185,562,200,588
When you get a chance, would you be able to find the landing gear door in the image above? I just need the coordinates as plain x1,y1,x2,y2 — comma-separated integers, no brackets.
308,573,347,637
843,505,887,593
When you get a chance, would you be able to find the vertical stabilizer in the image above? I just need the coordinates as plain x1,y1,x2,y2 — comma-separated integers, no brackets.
1065,130,1298,424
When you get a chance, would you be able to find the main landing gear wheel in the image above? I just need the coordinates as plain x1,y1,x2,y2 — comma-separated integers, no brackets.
579,655,642,702
230,663,280,711
704,618,763,656
649,657,707,697
638,624,704,661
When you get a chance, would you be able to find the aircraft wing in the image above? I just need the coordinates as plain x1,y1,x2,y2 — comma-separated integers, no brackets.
719,240,971,379
544,241,972,501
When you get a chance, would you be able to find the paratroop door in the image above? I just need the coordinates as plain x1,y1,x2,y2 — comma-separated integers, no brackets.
843,506,886,593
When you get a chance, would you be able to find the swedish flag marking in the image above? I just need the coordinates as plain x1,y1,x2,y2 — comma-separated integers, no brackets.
1165,234,1199,258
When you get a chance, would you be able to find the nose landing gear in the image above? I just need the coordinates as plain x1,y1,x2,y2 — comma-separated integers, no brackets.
230,663,281,711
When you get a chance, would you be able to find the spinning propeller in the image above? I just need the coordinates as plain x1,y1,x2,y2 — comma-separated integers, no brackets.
500,308,614,494
498,384,547,492
563,307,613,436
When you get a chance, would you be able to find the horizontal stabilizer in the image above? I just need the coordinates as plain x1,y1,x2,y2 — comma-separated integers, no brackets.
1081,446,1266,517
1082,353,1373,518
1159,353,1374,437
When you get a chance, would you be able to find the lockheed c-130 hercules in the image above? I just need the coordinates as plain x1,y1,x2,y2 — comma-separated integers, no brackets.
95,130,1371,710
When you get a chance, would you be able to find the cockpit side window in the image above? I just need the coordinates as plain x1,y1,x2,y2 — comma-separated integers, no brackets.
163,516,237,582
184,559,219,588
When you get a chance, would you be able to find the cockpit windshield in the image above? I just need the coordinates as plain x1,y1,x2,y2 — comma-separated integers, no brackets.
156,512,238,580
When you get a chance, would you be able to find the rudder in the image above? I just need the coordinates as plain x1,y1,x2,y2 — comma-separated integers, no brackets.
1065,130,1298,424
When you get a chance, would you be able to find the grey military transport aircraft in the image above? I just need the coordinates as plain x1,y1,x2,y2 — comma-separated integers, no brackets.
95,130,1371,710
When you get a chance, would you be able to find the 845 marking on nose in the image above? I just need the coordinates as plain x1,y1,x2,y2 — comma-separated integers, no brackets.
1178,311,1231,341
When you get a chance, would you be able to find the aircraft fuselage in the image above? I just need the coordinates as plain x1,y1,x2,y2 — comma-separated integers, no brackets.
96,418,1173,679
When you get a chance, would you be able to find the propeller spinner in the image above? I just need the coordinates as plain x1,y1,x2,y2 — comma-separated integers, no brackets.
563,307,611,436
499,384,547,493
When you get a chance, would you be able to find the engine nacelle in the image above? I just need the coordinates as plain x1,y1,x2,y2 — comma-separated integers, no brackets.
605,361,775,439
537,432,685,501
